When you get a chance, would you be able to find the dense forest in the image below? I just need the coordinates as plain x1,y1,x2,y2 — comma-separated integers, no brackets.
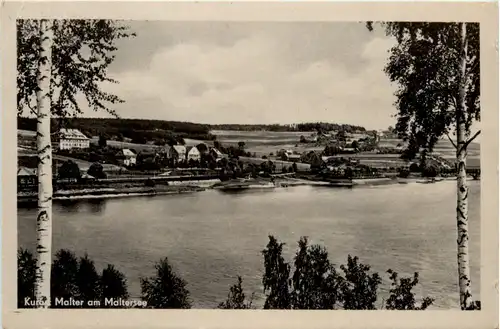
211,122,367,132
17,117,215,144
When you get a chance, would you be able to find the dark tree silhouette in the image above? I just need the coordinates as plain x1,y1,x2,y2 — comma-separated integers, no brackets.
140,257,191,309
18,249,37,308
338,255,381,310
88,162,107,179
218,276,254,309
291,237,339,309
77,255,101,306
98,135,107,148
58,160,81,180
100,265,129,306
385,270,434,310
261,236,291,309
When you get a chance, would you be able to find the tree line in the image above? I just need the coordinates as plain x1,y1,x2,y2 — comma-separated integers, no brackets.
20,235,474,310
211,123,368,133
17,117,215,144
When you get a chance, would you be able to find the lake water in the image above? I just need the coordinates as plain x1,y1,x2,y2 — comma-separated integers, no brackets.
18,181,481,309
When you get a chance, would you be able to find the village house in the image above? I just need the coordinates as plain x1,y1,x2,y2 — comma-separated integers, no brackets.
17,167,37,190
56,128,90,150
116,148,137,167
186,146,201,161
167,145,187,163
209,147,225,162
283,153,301,162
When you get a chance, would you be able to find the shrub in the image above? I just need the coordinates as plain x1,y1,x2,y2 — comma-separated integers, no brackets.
399,169,410,178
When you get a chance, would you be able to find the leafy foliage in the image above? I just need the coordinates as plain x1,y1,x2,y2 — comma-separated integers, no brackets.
18,249,37,308
58,160,81,180
291,237,339,309
17,20,135,118
18,249,129,308
338,255,382,310
88,162,107,179
140,257,191,309
76,255,101,304
19,238,444,310
367,22,480,157
218,276,254,309
100,265,129,306
385,269,434,310
261,236,292,309
51,249,80,307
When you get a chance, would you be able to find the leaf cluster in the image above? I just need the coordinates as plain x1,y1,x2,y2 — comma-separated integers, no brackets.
17,19,135,118
368,22,480,158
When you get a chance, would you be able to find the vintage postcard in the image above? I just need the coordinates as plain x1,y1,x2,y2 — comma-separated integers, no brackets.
1,1,498,329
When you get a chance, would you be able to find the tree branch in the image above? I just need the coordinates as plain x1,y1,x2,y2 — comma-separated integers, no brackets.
464,130,480,148
458,130,480,154
446,132,458,150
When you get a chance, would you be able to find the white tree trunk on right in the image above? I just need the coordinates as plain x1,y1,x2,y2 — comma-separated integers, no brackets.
34,19,54,308
455,22,473,310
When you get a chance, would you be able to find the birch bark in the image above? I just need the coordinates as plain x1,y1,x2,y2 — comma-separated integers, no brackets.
34,19,54,308
455,22,473,310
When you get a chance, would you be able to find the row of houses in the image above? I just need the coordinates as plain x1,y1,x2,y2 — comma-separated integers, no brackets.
115,145,226,167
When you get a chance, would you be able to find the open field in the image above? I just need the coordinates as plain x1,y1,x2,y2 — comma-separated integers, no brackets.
212,130,480,166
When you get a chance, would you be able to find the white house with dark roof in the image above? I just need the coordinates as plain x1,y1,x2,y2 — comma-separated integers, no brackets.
186,146,201,161
116,148,137,166
57,128,90,150
17,166,37,188
167,145,187,163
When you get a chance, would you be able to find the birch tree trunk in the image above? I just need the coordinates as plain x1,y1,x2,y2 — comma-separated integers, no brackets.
34,19,54,308
455,22,473,310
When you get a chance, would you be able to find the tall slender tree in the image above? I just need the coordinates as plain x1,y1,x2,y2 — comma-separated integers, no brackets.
366,22,480,309
18,19,135,307
34,19,54,308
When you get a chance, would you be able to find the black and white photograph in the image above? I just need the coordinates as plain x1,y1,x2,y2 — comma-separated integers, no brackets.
2,1,498,328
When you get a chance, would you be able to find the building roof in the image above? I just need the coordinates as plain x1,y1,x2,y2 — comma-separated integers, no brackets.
59,128,89,140
210,147,224,157
122,149,136,157
172,145,187,153
186,146,200,154
18,167,36,176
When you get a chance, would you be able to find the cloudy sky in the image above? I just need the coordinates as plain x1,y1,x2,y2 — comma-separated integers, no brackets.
96,21,399,130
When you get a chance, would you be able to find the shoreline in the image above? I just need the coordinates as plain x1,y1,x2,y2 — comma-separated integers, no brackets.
17,186,205,203
17,175,478,203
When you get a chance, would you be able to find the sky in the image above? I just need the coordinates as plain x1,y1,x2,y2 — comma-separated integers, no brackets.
91,21,401,130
